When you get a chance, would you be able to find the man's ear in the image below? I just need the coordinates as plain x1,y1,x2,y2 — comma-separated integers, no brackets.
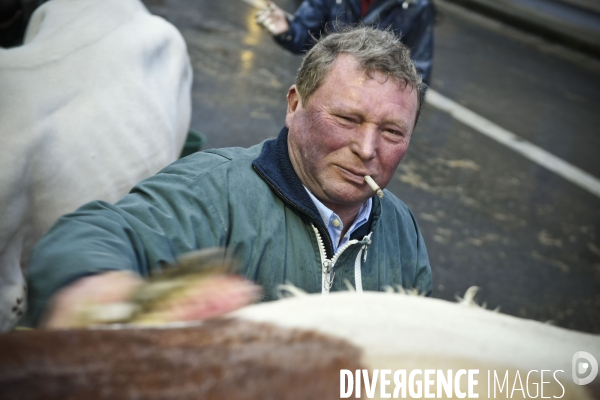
285,85,301,128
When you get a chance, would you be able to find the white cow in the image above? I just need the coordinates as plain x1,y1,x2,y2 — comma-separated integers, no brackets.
0,0,192,330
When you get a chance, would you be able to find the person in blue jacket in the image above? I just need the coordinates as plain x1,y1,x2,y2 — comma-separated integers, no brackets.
256,0,434,84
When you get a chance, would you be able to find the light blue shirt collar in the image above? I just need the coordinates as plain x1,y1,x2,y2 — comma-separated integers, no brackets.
304,187,372,253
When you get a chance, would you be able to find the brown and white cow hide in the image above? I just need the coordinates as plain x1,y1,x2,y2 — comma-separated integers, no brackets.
0,291,598,399
0,0,192,330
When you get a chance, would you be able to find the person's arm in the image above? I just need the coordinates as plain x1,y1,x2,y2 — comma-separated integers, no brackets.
401,1,434,85
24,155,230,327
257,0,330,54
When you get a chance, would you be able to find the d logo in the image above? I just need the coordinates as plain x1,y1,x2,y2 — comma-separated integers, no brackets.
572,351,598,385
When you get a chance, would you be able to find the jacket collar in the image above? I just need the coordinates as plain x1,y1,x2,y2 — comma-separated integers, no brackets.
252,127,377,257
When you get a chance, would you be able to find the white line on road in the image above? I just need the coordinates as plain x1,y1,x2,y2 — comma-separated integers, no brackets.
426,89,600,199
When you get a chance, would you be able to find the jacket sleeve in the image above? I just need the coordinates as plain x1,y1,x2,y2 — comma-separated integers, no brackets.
407,208,433,296
413,225,433,296
23,156,229,327
273,0,330,54
402,1,434,85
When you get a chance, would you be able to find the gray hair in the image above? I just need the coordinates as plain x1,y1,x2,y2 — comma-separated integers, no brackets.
295,26,425,123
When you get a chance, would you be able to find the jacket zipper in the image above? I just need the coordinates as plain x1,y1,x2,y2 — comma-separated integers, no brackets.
311,224,359,294
252,165,374,291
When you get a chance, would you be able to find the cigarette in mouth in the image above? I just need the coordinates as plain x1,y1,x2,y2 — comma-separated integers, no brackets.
364,175,384,199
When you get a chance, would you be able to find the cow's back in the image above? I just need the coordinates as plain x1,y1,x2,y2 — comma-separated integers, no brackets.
233,292,600,399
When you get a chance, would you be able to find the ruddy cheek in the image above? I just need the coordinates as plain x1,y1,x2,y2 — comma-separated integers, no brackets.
382,152,407,180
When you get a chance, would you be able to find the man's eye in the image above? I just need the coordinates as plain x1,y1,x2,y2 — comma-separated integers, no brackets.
337,115,356,123
385,129,403,136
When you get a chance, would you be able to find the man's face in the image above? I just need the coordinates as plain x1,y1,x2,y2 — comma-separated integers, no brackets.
286,54,419,214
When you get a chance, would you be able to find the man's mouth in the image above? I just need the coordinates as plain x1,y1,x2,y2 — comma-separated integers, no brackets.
337,166,372,184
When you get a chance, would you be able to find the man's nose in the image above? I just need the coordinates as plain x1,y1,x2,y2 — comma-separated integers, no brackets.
350,123,378,161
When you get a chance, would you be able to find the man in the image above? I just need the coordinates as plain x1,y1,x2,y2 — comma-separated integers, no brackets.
256,0,434,84
24,27,432,328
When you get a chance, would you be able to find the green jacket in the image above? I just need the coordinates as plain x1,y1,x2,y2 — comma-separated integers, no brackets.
25,128,432,326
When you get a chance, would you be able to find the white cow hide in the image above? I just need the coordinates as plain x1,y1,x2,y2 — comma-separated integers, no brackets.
232,291,600,399
0,0,192,330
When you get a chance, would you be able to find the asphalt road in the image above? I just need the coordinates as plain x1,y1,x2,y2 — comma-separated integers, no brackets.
143,0,600,333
